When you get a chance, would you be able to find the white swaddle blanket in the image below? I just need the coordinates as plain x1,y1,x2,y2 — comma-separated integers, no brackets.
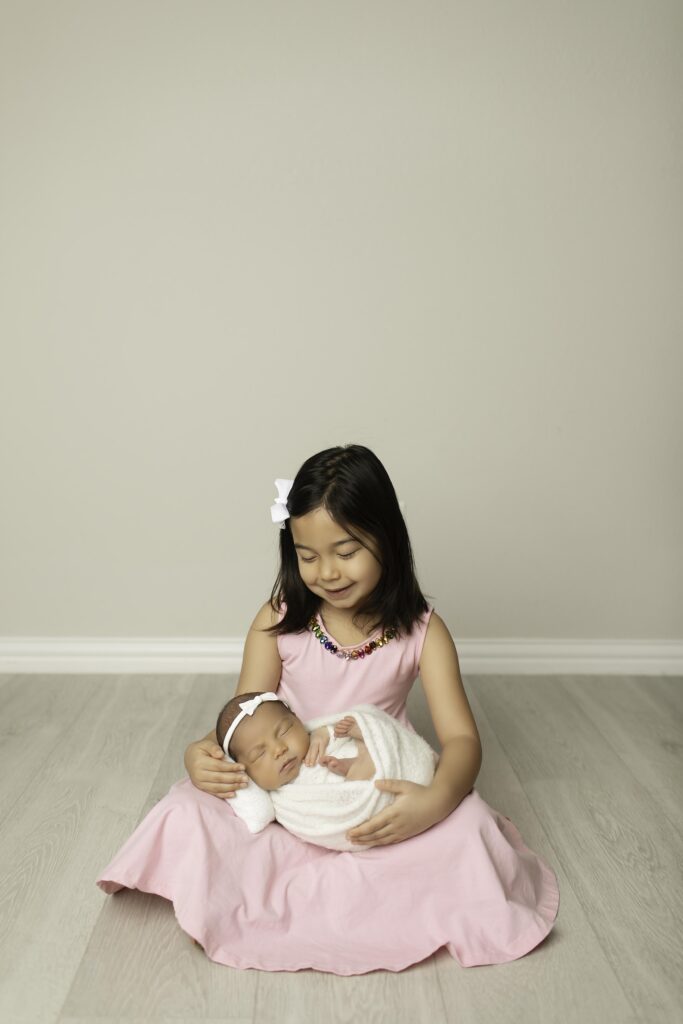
269,704,438,852
226,704,439,850
272,704,438,847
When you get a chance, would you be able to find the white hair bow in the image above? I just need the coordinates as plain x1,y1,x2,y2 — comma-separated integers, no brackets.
270,478,294,528
222,691,291,757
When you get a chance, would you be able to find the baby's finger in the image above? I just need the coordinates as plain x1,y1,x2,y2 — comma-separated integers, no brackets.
305,743,321,766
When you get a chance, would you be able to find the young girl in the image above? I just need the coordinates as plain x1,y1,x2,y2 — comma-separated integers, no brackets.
97,444,560,974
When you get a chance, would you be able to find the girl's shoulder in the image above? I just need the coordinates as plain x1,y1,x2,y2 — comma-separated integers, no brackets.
421,607,457,641
250,599,283,631
411,602,435,633
422,606,442,630
239,600,283,692
417,608,460,668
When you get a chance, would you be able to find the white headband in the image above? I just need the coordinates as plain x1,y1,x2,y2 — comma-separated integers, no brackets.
222,692,291,758
270,478,294,529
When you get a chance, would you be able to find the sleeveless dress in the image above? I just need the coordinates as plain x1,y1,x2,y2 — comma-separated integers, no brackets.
96,605,560,974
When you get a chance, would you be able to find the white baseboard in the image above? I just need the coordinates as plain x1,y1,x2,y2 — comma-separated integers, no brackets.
0,637,681,675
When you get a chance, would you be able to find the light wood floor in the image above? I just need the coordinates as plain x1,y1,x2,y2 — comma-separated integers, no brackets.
0,673,681,1024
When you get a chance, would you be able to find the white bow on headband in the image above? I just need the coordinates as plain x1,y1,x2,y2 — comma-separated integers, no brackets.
270,478,294,529
222,692,291,758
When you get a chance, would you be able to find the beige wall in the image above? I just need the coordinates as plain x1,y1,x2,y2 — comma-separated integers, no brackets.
1,1,681,642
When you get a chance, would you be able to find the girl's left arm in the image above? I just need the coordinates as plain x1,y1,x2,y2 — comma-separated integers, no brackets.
417,611,482,818
346,613,482,847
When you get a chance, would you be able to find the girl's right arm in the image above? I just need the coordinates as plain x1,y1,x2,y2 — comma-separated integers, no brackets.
184,600,283,798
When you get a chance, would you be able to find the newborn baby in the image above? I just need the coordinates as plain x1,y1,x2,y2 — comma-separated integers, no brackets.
214,691,438,851
216,690,375,790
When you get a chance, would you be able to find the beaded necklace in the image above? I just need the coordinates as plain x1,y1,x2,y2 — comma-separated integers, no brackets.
308,615,397,661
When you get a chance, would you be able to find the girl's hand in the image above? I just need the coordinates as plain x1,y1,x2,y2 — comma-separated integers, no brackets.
304,727,330,767
346,780,443,848
184,737,249,800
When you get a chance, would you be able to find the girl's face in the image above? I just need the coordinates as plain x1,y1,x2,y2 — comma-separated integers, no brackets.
231,703,310,791
290,506,383,615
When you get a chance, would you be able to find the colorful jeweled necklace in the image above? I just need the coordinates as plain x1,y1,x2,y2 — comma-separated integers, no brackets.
308,615,397,661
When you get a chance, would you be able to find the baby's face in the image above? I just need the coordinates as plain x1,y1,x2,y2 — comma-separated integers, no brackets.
230,702,310,791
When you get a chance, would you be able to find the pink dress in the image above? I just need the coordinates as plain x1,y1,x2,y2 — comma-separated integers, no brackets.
96,605,560,974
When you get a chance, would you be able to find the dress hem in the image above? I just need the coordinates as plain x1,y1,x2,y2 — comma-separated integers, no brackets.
96,805,560,975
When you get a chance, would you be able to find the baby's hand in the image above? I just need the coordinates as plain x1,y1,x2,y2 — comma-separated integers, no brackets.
304,726,330,767
334,715,360,739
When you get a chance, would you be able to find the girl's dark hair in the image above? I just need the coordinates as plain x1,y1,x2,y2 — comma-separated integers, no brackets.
265,444,430,639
